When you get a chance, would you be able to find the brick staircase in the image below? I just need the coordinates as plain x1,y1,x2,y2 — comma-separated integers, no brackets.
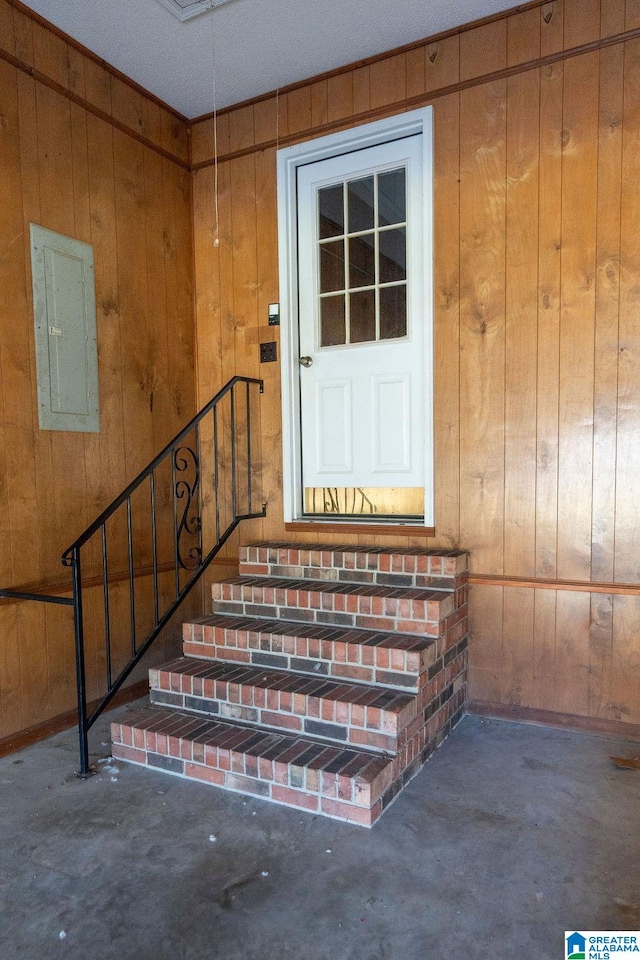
111,542,469,827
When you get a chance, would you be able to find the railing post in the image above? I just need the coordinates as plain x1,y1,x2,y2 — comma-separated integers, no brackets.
71,547,90,776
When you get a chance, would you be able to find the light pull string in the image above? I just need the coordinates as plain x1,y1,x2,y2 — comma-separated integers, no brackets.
209,0,220,247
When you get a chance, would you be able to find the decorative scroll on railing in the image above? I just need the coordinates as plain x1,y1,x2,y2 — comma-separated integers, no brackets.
1,377,264,775
174,444,202,570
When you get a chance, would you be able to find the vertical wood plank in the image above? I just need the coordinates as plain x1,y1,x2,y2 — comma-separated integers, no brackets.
32,21,68,88
564,0,601,47
144,149,170,453
504,69,539,576
230,153,259,377
167,162,195,433
86,114,127,518
216,160,235,383
467,584,503,703
352,66,370,115
553,590,591,715
276,91,289,141
611,595,640,724
83,58,112,116
600,0,626,36
113,131,153,479
507,8,541,66
459,80,507,574
254,148,280,540
540,1,564,56
424,35,460,94
228,104,255,153
433,93,460,546
502,587,535,706
190,118,214,166
532,589,557,711
0,0,15,54
161,110,189,164
406,47,425,100
460,20,507,82
67,47,86,102
193,165,221,406
0,607,23,736
254,97,278,146
588,592,613,720
11,3,33,66
310,80,328,128
327,73,353,124
615,38,640,584
535,62,563,577
140,97,162,148
369,53,406,110
592,45,623,583
285,87,311,137
625,0,640,29
556,52,599,580
110,77,143,134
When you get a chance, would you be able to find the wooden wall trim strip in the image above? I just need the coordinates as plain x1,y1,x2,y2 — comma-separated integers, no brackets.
191,0,551,123
0,556,237,606
0,680,149,760
192,25,640,170
467,701,640,742
6,0,188,122
469,574,640,596
0,46,190,169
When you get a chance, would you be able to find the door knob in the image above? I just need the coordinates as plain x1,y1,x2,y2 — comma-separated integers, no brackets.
299,356,313,367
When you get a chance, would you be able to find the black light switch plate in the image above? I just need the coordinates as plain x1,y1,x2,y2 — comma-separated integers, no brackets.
260,341,277,363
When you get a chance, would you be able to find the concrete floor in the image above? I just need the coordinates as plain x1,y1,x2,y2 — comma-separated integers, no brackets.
0,708,638,960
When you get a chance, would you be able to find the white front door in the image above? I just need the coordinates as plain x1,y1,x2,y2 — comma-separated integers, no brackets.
297,136,426,516
277,108,433,523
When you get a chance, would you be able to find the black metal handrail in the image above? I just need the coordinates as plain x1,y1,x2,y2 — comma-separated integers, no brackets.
0,376,264,774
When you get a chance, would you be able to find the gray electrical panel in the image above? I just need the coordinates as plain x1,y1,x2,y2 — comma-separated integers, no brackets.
30,224,99,432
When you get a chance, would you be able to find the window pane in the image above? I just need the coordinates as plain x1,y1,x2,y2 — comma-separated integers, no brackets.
379,228,406,283
319,185,344,239
348,177,374,232
348,234,375,288
321,295,346,346
320,240,345,293
378,169,406,226
350,289,376,343
379,285,407,340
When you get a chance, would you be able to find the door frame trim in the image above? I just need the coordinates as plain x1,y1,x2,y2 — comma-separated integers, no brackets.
276,107,434,524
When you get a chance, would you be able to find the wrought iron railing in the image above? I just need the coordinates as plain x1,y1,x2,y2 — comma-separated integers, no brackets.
0,376,265,774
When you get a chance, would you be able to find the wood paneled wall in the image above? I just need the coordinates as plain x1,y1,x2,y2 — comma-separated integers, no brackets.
0,1,196,738
3,0,640,745
191,0,640,734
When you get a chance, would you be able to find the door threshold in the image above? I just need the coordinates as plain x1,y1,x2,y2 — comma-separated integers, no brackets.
285,520,435,538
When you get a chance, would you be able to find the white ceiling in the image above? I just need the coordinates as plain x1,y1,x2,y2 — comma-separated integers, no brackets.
20,0,523,119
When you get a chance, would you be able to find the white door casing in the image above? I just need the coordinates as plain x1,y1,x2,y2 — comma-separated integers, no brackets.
276,108,433,524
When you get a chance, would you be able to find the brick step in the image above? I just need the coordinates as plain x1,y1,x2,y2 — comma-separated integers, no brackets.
111,705,397,827
212,576,454,637
149,657,417,752
240,542,468,589
183,614,436,690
